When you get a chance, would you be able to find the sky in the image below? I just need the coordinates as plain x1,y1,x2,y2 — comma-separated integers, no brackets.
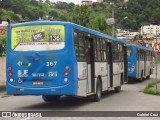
50,0,97,4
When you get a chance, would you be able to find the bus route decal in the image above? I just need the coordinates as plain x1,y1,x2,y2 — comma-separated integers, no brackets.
32,32,45,41
11,25,65,51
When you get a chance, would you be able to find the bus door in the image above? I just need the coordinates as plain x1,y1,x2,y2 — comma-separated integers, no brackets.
144,51,146,77
137,49,140,78
123,46,128,83
106,42,113,88
85,37,95,93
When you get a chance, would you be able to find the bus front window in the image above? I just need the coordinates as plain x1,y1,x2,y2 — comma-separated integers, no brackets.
127,47,132,57
11,25,65,51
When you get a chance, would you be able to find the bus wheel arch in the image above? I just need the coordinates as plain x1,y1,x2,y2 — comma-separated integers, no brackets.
93,77,102,102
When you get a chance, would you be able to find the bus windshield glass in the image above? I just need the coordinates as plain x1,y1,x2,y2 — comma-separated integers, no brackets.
11,25,65,51
127,46,132,57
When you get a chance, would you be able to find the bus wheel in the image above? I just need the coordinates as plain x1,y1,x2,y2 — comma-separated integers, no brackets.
139,71,143,82
146,75,150,79
93,79,102,102
114,86,121,93
42,95,60,102
146,70,151,79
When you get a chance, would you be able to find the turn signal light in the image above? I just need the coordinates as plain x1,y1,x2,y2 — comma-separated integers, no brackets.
8,67,12,71
65,66,69,71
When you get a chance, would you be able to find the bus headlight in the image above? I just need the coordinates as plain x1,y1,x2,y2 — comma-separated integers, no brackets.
10,78,14,82
64,78,68,83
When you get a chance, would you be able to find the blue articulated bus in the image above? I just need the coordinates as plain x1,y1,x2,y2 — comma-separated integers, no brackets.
127,44,154,82
6,21,127,102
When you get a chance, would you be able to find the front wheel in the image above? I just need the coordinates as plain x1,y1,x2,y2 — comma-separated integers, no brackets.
93,79,102,102
42,95,60,102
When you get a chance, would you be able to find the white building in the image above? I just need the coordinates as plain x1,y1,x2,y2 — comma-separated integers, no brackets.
82,0,93,6
116,29,139,40
140,25,160,36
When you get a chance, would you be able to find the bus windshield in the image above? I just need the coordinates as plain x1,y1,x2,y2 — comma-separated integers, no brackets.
127,46,132,57
11,25,65,51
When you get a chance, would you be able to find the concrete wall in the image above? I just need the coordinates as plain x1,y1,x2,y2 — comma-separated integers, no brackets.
0,56,6,86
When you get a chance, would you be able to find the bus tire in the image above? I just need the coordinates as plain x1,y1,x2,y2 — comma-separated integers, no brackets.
42,95,60,102
139,71,143,82
93,79,102,102
146,69,151,79
114,86,121,93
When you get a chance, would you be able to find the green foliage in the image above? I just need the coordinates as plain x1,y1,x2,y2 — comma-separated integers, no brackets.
144,81,160,95
71,5,93,27
115,0,160,30
0,35,6,54
156,58,160,64
0,0,68,21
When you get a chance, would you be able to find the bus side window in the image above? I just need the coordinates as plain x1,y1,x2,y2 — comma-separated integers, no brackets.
85,37,91,63
74,30,85,61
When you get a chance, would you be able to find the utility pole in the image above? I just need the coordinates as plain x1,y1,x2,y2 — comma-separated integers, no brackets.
112,7,115,37
156,30,158,89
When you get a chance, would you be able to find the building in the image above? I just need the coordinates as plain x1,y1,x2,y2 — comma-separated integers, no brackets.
82,0,93,7
140,25,160,36
140,24,160,45
116,29,139,40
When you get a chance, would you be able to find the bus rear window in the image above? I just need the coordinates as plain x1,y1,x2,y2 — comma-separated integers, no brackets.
11,25,65,51
127,47,132,57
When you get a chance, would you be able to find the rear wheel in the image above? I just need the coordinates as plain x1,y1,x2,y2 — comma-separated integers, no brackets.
139,71,143,82
146,70,151,79
42,95,60,102
114,86,121,93
93,79,102,102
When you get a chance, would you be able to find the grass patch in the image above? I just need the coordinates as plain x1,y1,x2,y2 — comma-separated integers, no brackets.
144,81,160,95
156,59,160,64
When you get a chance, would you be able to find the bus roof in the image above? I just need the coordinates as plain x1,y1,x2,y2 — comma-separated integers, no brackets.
127,44,153,51
10,21,126,44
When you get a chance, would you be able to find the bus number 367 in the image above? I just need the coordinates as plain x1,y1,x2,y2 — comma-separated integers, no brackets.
46,61,57,67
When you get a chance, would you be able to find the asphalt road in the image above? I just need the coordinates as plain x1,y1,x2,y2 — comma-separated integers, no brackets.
0,64,160,120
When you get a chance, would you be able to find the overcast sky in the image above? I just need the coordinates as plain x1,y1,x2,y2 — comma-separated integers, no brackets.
50,0,97,4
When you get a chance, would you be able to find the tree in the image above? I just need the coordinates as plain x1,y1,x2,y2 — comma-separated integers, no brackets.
30,0,38,6
71,5,92,27
39,0,43,3
49,10,58,19
115,0,160,30
0,35,6,54
45,0,50,5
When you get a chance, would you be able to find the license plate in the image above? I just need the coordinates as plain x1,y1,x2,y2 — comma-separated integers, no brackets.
33,81,43,85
